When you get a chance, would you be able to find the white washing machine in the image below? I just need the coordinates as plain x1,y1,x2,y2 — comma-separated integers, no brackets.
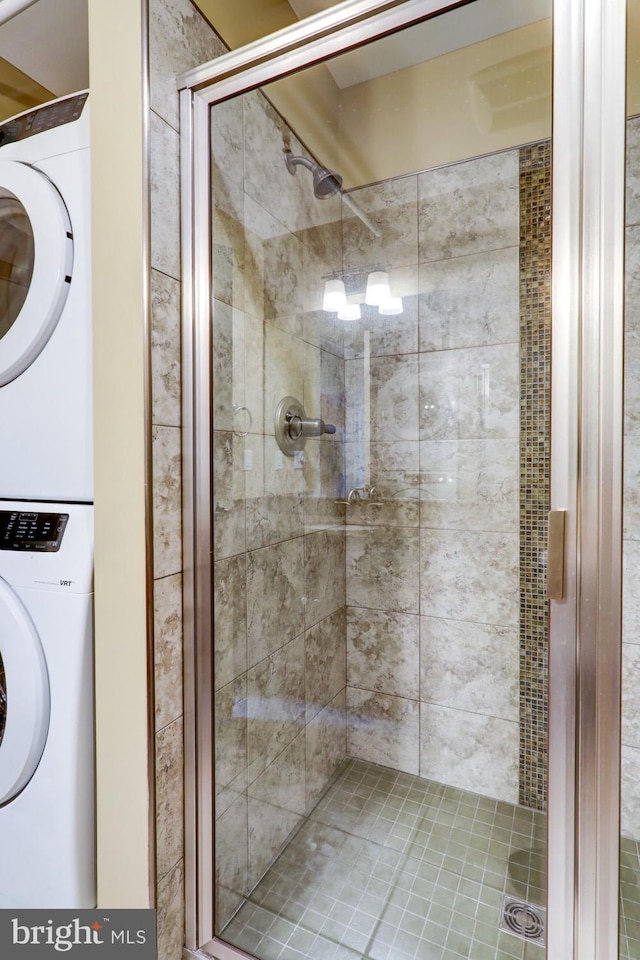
0,500,94,907
0,91,92,502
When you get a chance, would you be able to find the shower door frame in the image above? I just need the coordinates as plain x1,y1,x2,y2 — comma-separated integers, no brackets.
178,0,626,956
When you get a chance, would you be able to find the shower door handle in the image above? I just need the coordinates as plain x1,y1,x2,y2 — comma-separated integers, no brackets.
547,510,567,600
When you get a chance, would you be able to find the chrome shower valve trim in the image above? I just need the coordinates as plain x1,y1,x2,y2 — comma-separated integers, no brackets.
274,395,336,457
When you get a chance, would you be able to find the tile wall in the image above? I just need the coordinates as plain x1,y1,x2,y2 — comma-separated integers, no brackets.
148,2,225,959
344,151,522,806
623,115,640,841
211,90,349,930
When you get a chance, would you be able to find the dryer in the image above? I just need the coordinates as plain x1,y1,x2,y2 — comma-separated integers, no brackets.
0,92,92,502
0,500,94,907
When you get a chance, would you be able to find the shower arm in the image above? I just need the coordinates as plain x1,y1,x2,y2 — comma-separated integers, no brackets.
284,154,316,175
284,149,381,238
340,191,382,238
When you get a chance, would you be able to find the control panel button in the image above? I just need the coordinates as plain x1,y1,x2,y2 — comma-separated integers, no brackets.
0,510,68,551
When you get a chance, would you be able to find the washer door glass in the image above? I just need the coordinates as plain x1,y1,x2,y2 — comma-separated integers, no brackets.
0,577,49,804
0,194,34,342
0,652,5,748
0,162,72,387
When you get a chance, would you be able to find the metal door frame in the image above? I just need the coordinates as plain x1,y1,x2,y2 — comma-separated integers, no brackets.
178,0,626,955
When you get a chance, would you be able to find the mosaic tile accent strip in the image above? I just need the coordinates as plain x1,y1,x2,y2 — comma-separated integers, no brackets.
519,142,552,811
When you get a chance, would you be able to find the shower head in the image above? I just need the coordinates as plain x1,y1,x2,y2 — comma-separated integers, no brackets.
282,147,381,237
312,165,343,197
284,149,343,198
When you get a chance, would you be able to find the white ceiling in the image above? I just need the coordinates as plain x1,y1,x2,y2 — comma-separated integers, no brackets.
287,0,552,88
0,0,88,96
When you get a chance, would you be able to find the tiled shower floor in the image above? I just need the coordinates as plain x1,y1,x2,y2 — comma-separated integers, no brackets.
222,760,548,960
621,836,640,960
222,759,640,960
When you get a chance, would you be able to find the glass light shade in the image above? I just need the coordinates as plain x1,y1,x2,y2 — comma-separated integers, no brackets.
338,302,361,321
323,278,346,312
365,271,391,305
379,296,403,316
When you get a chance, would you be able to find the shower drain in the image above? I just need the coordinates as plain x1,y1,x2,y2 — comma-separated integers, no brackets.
499,896,546,946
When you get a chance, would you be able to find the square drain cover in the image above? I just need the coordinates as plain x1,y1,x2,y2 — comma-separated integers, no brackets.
499,895,546,946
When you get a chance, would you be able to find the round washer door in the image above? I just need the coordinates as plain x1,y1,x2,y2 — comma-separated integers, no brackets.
0,576,50,805
0,159,73,387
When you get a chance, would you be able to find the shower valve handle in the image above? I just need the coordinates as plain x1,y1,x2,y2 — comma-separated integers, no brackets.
287,414,336,439
274,396,336,456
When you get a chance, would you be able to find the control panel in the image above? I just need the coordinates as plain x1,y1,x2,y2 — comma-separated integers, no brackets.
0,510,68,552
0,93,88,148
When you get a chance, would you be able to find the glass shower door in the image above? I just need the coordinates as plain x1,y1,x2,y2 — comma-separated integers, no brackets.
179,0,630,956
205,4,553,958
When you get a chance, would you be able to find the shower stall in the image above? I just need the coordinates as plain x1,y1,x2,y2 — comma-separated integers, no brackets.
179,0,634,957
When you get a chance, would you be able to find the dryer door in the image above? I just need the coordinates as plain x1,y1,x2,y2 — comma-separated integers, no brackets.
0,577,50,804
0,159,73,386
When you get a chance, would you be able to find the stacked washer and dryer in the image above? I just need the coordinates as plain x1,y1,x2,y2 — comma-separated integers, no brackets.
0,91,95,907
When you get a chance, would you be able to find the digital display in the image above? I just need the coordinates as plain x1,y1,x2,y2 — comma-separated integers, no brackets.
0,93,88,148
0,511,68,552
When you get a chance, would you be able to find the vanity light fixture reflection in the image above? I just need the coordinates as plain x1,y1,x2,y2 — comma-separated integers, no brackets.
365,270,391,305
322,278,346,312
338,302,361,321
322,268,403,320
379,296,403,315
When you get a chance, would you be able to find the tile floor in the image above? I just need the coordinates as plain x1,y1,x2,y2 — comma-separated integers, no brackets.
221,758,640,960
222,760,549,960
621,837,640,960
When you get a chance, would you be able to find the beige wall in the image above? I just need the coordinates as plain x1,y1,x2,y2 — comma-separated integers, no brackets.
192,0,296,48
269,66,342,175
88,0,153,909
337,20,552,186
0,56,52,121
629,1,640,114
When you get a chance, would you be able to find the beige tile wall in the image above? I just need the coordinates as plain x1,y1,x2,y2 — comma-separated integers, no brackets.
623,115,640,841
210,88,349,932
148,1,225,958
149,3,349,948
344,150,521,805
